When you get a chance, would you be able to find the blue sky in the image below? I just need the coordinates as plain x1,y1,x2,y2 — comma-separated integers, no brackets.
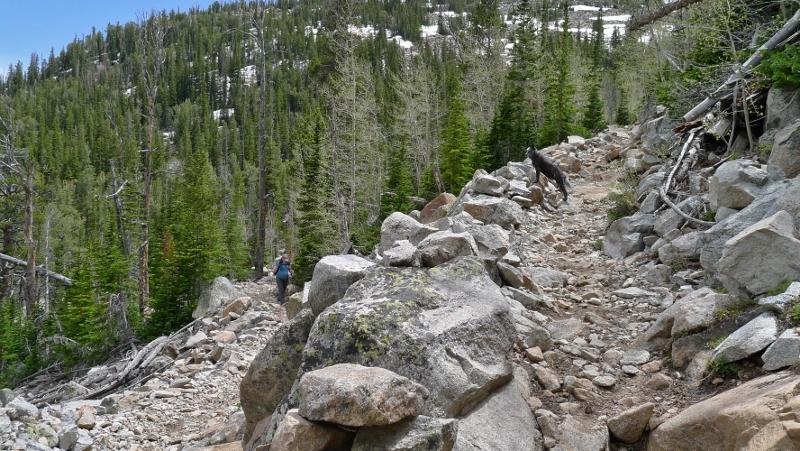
0,0,221,73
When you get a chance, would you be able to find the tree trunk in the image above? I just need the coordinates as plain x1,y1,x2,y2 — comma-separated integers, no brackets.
110,161,131,258
627,0,706,33
139,116,153,316
23,171,36,317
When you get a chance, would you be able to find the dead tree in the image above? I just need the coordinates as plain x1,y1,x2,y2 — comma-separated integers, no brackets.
248,2,273,279
0,105,37,316
136,13,168,315
627,0,707,34
682,8,800,123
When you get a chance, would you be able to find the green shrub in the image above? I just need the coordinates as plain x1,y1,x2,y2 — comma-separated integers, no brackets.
759,44,800,89
765,280,792,297
789,302,800,326
714,299,757,322
707,335,727,350
707,357,738,377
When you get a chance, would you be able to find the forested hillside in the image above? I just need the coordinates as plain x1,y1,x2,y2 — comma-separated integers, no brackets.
0,0,793,386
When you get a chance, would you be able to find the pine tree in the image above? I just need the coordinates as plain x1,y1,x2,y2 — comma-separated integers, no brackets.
295,109,338,284
381,145,415,217
440,82,473,192
540,4,577,146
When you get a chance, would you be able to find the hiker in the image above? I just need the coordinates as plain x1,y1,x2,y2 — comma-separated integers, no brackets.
273,252,293,304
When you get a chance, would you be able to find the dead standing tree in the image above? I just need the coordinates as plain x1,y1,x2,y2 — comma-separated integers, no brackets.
136,13,168,316
0,105,38,317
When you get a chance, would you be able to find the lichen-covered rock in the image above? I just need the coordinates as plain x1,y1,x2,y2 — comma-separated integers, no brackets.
414,231,479,267
301,257,516,418
192,276,243,318
352,415,458,451
379,212,438,254
298,364,428,427
6,397,39,421
647,372,800,451
240,309,315,444
717,211,800,296
308,254,375,315
270,409,354,451
453,379,543,451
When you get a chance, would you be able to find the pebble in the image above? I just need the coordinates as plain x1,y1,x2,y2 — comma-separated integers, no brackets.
592,375,617,388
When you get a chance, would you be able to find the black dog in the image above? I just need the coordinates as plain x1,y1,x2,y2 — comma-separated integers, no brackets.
526,146,569,203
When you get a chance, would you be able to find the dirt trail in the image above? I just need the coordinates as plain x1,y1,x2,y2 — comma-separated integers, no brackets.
508,135,703,449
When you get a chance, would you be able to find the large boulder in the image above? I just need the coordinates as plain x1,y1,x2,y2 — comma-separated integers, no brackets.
453,379,543,451
6,397,39,421
308,255,376,315
608,403,655,444
473,172,510,196
762,328,800,371
603,214,655,259
639,287,737,343
298,364,428,427
459,195,524,229
647,372,800,451
700,177,800,273
301,257,517,418
717,210,800,296
636,172,666,201
466,224,510,258
653,196,704,237
639,111,675,153
526,266,569,288
240,309,315,444
420,193,457,224
708,159,768,210
352,416,457,451
657,231,703,266
192,277,243,319
769,119,800,179
414,231,479,267
379,212,438,254
711,312,778,363
765,88,800,131
383,240,418,267
270,409,354,451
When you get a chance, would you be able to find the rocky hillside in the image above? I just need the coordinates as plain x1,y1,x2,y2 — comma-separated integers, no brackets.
2,86,800,450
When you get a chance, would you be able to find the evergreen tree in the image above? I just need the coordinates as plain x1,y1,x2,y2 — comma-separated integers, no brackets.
381,145,415,217
295,109,338,284
440,81,473,192
540,4,577,146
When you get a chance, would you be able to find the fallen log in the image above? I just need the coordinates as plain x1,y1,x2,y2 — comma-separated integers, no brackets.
682,9,800,123
659,128,716,227
627,0,706,34
0,252,73,285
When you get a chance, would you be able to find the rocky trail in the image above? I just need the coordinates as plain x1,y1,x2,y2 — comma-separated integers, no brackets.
4,108,800,450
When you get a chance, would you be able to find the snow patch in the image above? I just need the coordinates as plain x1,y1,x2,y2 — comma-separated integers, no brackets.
212,108,234,121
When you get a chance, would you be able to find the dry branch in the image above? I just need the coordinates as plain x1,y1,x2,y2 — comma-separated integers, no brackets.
659,129,716,227
0,252,73,285
627,0,706,33
682,9,800,123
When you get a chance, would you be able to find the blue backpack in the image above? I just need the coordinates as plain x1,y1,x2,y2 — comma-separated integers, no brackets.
275,259,291,280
